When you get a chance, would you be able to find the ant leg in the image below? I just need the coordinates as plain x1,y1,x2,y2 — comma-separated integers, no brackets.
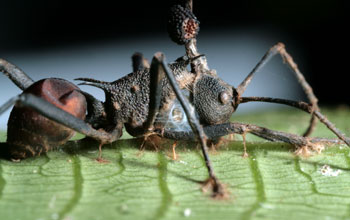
128,52,198,135
0,58,34,90
156,52,227,198
111,52,171,149
0,93,123,145
241,132,248,158
172,141,178,160
159,122,348,149
239,96,350,146
236,43,319,137
140,53,168,132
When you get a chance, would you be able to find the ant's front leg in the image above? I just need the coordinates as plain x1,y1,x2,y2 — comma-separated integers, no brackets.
239,96,350,146
0,58,34,90
236,43,319,137
0,93,123,160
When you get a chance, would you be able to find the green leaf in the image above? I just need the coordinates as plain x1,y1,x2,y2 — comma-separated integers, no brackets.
0,107,350,220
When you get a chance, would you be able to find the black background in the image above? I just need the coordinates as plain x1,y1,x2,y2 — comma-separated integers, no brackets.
1,0,348,105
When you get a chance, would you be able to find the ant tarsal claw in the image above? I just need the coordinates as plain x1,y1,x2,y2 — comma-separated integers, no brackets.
201,176,229,200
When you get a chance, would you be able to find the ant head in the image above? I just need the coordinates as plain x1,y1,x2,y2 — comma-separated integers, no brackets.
192,74,237,125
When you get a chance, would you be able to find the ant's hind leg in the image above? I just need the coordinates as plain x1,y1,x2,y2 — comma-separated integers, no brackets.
236,43,319,137
0,58,34,90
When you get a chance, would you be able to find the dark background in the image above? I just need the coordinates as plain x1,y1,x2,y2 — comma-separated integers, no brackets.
0,0,348,105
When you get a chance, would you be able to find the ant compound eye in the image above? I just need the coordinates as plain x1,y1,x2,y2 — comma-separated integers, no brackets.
219,91,230,104
167,5,200,45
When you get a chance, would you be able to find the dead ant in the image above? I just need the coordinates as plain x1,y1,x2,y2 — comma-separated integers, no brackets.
0,0,349,198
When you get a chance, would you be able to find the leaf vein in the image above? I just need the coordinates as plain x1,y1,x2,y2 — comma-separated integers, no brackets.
241,154,266,220
58,155,83,220
153,152,173,220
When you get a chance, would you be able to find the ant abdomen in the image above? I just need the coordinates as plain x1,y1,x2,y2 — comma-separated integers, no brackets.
6,78,87,160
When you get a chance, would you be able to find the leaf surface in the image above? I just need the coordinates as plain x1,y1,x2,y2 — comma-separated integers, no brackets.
0,108,350,220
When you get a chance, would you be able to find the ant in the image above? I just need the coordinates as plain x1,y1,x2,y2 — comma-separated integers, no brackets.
0,0,349,198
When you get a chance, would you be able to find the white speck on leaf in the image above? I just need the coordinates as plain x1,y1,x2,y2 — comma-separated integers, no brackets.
260,202,275,209
320,165,342,177
120,204,129,214
184,208,191,217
